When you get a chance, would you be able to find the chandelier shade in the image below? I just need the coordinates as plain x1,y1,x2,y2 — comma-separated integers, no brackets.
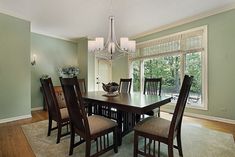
88,16,136,60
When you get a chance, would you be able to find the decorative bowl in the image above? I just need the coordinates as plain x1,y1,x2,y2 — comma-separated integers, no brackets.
102,82,119,94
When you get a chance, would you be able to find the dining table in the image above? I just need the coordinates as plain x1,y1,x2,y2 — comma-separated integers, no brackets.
82,91,171,145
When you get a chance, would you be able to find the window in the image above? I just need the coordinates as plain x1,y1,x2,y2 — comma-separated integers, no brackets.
129,26,208,109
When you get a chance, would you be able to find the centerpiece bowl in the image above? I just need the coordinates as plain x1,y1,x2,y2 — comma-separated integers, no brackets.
102,82,119,94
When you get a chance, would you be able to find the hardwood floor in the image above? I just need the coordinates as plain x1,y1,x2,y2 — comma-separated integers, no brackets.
0,111,48,157
0,110,234,157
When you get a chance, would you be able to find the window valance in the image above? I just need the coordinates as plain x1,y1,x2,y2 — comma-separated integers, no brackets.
129,26,206,60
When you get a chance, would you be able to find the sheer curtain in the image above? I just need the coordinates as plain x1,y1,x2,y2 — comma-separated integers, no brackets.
129,28,205,61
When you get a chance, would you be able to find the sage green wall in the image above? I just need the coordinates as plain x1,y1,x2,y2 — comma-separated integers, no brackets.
135,9,235,120
77,38,88,88
0,13,31,119
31,33,78,108
112,56,129,83
77,37,96,91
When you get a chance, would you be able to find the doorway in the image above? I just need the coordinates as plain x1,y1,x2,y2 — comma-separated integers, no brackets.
95,58,112,91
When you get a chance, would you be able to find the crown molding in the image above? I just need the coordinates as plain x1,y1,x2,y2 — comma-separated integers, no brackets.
0,8,30,22
0,9,76,42
131,3,235,40
31,31,76,43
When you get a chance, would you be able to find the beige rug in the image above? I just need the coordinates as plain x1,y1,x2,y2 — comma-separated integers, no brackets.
22,120,235,157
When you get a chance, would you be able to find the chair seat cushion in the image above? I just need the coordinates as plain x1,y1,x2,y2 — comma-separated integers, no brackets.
60,108,69,119
88,115,117,135
134,117,170,138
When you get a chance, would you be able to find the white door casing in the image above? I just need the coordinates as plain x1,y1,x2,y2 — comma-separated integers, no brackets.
95,58,112,91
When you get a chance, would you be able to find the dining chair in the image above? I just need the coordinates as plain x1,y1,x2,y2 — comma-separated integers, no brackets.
143,77,162,117
119,78,132,93
133,75,193,157
77,78,86,93
54,86,67,109
60,77,118,156
77,78,94,115
40,77,70,144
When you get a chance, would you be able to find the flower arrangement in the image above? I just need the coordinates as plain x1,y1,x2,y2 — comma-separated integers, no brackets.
41,74,49,79
58,66,79,78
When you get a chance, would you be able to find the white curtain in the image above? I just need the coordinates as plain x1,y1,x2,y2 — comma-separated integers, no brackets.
129,28,205,60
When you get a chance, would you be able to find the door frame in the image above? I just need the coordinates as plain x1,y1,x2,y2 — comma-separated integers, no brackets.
95,58,112,91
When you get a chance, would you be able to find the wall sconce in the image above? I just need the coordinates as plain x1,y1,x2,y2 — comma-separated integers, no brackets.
31,54,36,66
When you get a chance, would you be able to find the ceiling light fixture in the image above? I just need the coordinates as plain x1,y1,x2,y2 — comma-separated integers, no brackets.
88,2,136,60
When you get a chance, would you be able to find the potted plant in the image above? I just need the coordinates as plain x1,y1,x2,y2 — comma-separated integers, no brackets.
58,66,79,78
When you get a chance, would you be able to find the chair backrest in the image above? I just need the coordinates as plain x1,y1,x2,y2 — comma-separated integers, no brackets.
54,86,67,109
143,78,162,96
170,75,193,137
40,78,61,120
119,78,132,93
77,78,86,94
60,77,90,136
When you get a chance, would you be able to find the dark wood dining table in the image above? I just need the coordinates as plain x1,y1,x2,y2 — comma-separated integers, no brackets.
82,91,171,145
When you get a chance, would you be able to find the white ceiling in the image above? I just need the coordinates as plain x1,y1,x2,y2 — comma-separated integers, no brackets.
0,0,235,40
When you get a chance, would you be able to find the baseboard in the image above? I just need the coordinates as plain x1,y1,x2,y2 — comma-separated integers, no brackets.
161,109,235,124
31,106,44,111
0,114,32,124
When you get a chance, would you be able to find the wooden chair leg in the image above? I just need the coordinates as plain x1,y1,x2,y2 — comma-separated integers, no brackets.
85,140,91,157
47,118,52,136
56,123,61,144
158,107,160,117
177,133,183,156
69,128,75,155
168,141,174,157
134,132,138,157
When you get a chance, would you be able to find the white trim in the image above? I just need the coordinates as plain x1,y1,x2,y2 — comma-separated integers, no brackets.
31,106,44,111
131,3,235,39
167,102,208,110
161,109,235,125
0,10,75,42
32,31,76,42
202,26,208,110
0,114,32,124
136,26,206,46
0,8,31,21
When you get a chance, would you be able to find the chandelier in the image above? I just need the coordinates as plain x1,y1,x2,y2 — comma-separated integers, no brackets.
88,16,136,60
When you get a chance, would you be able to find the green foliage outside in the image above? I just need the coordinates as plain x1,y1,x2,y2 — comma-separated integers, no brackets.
132,52,202,96
132,60,140,91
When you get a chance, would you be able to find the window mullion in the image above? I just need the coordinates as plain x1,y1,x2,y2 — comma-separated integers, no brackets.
140,59,144,92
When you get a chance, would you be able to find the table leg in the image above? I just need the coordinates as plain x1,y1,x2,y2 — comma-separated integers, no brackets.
117,110,123,146
136,114,141,123
122,112,137,136
87,104,92,116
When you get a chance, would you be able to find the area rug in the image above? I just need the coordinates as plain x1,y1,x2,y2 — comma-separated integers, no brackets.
21,120,235,157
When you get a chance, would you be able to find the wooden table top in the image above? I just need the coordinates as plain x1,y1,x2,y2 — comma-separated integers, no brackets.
83,91,171,114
